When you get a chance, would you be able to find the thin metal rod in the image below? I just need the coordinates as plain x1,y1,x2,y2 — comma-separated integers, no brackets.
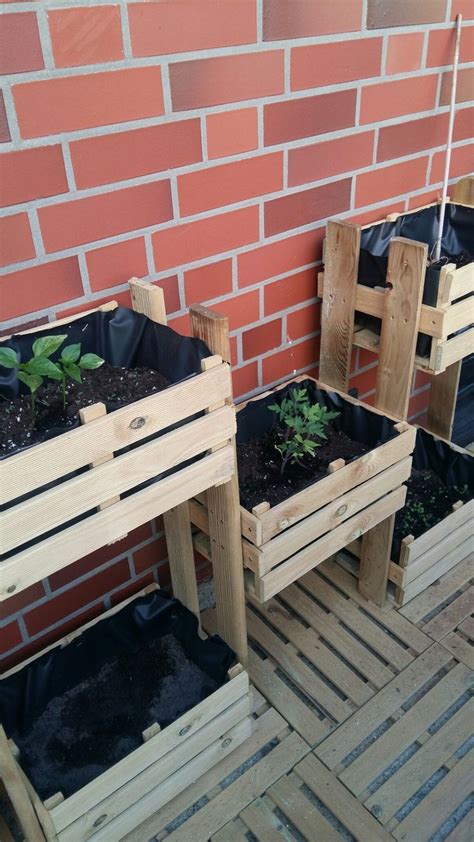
434,13,463,262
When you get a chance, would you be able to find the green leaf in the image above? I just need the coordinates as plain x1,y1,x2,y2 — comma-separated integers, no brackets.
0,347,19,369
63,361,82,383
25,358,63,379
18,371,43,393
79,353,104,370
61,343,81,364
32,334,67,359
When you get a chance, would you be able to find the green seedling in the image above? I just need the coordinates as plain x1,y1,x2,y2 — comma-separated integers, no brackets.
56,342,104,409
269,387,339,475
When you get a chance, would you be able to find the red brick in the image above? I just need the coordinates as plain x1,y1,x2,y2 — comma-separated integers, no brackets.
377,114,448,163
71,119,202,189
0,257,83,321
230,336,238,367
0,145,67,208
48,6,123,68
0,12,43,75
86,238,148,292
57,291,132,320
289,132,374,187
349,368,378,398
152,206,259,272
440,67,474,105
233,362,258,397
265,89,356,146
130,0,256,56
386,32,424,74
210,291,260,330
356,158,428,207
263,0,363,39
25,560,130,636
264,268,316,315
357,349,379,368
360,76,438,125
408,189,440,209
110,572,155,607
291,38,382,91
428,26,474,66
2,582,45,616
169,51,284,111
39,180,172,253
408,389,431,418
287,302,320,340
0,213,35,267
431,143,474,183
0,620,22,655
454,106,474,142
0,316,48,337
262,336,320,383
367,0,447,28
207,108,258,160
415,370,433,389
168,312,191,336
184,259,233,305
133,537,168,575
152,277,181,314
452,0,474,19
242,318,282,359
265,178,351,237
178,153,283,217
0,90,10,142
239,229,322,287
348,201,405,226
13,67,164,138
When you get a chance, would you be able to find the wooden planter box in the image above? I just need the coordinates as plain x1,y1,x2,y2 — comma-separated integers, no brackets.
0,586,252,842
341,434,473,607
191,375,416,604
0,290,236,602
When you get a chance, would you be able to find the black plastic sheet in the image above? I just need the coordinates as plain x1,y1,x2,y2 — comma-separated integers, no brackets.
412,427,473,489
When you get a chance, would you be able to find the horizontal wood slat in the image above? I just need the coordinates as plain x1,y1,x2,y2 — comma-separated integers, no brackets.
1,406,235,554
0,363,231,505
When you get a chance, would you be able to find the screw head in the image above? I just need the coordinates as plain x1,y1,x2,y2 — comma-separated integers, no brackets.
221,738,232,748
93,815,107,828
179,725,191,737
7,585,16,594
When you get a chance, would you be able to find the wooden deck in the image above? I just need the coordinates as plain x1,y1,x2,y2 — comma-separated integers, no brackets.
3,556,472,841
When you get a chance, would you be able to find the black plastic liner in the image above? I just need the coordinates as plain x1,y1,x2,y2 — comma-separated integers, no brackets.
357,203,474,356
237,378,399,463
411,427,473,488
0,306,211,457
0,589,235,798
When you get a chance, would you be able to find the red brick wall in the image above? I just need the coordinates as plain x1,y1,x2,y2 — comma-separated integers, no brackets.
1,0,473,668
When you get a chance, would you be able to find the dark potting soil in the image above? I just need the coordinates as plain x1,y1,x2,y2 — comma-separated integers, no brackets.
237,426,368,510
15,634,219,800
0,361,169,455
392,468,472,557
431,250,473,270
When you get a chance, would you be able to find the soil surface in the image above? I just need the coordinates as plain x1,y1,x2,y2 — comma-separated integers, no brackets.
15,634,219,800
237,425,368,510
0,362,168,455
433,250,473,269
392,468,472,557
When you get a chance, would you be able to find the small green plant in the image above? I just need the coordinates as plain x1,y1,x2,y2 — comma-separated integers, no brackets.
0,334,104,422
269,387,339,475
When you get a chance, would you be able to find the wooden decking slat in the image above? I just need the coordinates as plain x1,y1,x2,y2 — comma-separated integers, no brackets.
239,796,295,840
268,774,342,842
422,586,473,640
400,557,472,623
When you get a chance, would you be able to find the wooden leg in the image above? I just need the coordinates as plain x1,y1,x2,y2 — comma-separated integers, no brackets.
207,475,248,668
163,502,200,619
0,727,46,842
425,360,462,441
358,514,395,607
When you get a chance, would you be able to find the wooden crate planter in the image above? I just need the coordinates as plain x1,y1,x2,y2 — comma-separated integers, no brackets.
318,175,474,438
0,283,235,602
191,375,416,605
0,585,252,842
341,431,473,607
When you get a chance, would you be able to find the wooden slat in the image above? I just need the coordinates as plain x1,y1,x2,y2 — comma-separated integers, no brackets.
2,300,117,341
129,277,167,325
189,304,232,369
448,261,474,302
433,326,474,371
392,538,472,605
0,727,45,842
451,173,474,206
319,220,360,391
0,445,234,599
258,486,406,601
359,512,395,606
400,556,472,624
239,797,295,841
375,237,427,419
78,402,120,512
426,359,462,440
1,406,235,554
444,294,474,334
444,811,474,842
402,519,473,585
441,615,474,669
254,426,415,544
422,585,473,640
268,773,342,842
398,499,473,567
0,363,231,504
163,502,200,619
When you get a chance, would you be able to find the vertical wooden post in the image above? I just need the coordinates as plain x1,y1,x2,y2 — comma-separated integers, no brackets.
426,359,462,440
375,237,427,420
319,220,361,391
359,513,396,607
79,402,120,511
129,277,167,325
163,502,200,620
0,727,45,842
189,305,248,667
451,174,474,206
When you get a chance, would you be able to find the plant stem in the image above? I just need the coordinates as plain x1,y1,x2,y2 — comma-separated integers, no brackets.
280,426,291,476
30,392,36,427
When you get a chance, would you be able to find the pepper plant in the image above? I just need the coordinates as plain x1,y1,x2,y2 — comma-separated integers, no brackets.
269,387,339,475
